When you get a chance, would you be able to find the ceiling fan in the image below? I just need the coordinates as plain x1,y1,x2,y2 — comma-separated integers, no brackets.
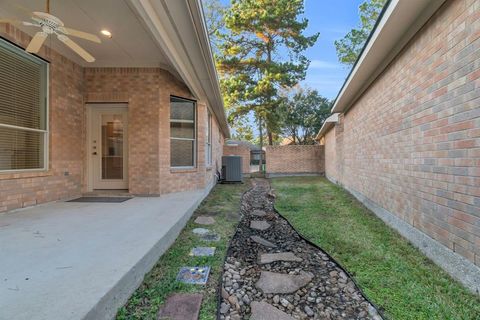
0,0,101,62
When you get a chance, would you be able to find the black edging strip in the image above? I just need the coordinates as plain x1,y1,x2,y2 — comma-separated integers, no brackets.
216,185,255,320
272,203,387,320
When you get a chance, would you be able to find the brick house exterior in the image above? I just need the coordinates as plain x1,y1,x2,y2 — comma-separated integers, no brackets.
0,1,228,213
318,0,480,277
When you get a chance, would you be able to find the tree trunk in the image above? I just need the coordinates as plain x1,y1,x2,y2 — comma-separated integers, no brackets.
258,116,264,173
266,40,274,147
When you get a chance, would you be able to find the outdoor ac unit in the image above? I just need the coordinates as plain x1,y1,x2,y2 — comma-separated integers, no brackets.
222,156,243,182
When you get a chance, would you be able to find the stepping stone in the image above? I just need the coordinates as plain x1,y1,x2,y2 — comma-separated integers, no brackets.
259,252,302,264
251,209,266,217
256,271,313,294
250,301,295,320
250,235,276,248
157,293,203,320
176,266,211,285
190,247,216,257
250,220,271,231
252,203,263,209
192,228,210,235
194,216,215,225
200,233,221,242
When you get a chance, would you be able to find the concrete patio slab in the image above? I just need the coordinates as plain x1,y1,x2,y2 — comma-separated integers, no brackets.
0,188,211,320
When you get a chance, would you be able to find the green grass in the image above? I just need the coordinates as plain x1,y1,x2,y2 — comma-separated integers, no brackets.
271,176,480,320
116,181,250,320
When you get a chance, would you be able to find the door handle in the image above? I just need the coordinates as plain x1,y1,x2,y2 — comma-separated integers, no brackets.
92,152,97,155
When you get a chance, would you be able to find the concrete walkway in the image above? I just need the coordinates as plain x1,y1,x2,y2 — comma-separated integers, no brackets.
0,189,210,320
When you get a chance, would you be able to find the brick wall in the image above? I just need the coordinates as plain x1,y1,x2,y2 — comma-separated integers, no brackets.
323,0,480,266
0,24,84,212
223,145,251,174
265,145,325,176
0,25,224,213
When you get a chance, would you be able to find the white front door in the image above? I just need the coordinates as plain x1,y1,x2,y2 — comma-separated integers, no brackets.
88,104,128,190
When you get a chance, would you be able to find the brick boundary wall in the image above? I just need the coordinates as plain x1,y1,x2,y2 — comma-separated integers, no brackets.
323,0,480,269
223,145,251,174
265,145,325,177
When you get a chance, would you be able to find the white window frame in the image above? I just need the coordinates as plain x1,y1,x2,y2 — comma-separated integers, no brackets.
206,110,212,167
170,96,197,168
0,38,49,173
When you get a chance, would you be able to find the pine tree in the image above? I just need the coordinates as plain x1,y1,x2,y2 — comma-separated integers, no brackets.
216,0,318,146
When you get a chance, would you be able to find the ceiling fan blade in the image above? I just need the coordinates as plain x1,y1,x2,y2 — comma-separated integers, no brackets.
59,27,101,43
26,32,48,53
0,19,40,27
57,34,95,62
0,19,22,25
22,21,41,27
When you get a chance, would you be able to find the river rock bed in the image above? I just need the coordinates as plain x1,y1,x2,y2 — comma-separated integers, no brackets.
219,179,382,320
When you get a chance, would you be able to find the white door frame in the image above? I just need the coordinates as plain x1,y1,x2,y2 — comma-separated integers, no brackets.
86,104,128,191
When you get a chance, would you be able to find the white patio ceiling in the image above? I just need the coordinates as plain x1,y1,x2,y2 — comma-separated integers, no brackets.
0,0,172,68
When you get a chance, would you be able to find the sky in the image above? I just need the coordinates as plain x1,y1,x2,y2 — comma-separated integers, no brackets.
301,0,364,99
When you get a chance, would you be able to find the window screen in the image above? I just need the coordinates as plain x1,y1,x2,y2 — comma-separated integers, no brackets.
206,111,212,166
0,39,48,171
170,97,196,167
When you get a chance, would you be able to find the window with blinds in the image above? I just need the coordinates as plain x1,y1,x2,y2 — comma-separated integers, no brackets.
206,111,212,166
0,39,48,171
170,96,196,167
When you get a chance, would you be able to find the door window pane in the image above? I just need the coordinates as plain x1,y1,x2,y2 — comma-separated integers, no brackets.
101,114,124,179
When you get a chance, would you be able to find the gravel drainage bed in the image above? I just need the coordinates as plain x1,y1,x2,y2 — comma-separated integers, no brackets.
219,179,383,320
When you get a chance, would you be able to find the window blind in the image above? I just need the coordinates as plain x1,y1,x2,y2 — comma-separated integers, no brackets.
0,39,48,171
170,97,196,167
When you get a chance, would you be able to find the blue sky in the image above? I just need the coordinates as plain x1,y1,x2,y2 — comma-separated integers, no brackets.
302,0,364,99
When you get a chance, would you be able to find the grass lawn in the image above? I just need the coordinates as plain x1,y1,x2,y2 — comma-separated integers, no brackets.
271,176,480,320
116,180,250,320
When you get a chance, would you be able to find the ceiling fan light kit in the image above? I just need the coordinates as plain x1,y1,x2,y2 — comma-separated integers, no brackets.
0,0,102,62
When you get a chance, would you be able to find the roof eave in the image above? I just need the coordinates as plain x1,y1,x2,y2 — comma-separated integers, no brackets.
315,113,340,140
127,0,230,138
332,0,447,114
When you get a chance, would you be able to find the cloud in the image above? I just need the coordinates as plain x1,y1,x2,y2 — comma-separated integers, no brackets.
309,59,341,69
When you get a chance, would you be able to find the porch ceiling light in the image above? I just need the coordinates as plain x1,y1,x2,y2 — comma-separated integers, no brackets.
100,29,112,38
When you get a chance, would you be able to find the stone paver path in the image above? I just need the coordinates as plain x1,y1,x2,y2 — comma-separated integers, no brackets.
194,216,216,225
250,235,277,248
219,178,383,320
250,301,295,320
251,209,266,217
200,233,220,242
256,271,313,294
157,293,203,320
250,220,271,231
259,252,302,264
192,228,210,235
190,247,215,256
